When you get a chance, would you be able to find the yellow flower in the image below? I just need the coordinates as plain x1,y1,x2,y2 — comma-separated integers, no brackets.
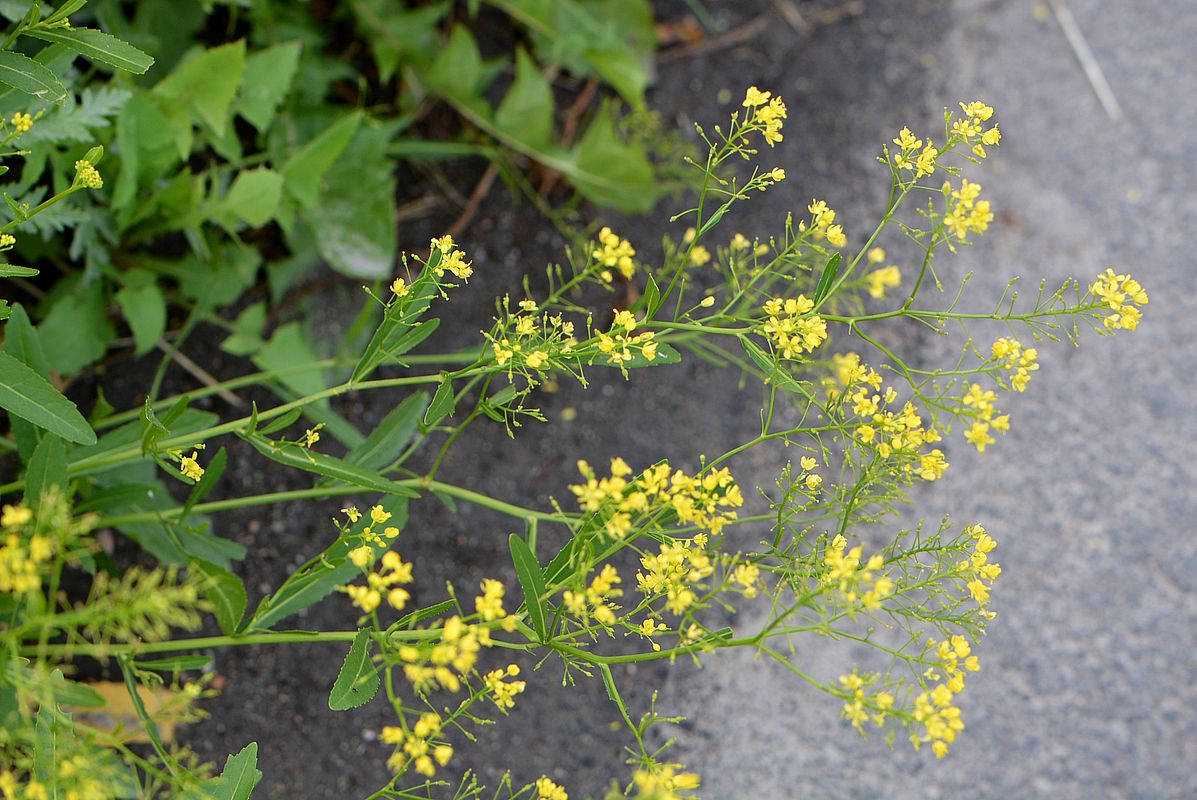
74,159,103,189
11,111,33,133
179,451,204,482
866,265,901,299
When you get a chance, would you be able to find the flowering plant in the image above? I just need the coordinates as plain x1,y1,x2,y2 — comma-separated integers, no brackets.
0,86,1145,798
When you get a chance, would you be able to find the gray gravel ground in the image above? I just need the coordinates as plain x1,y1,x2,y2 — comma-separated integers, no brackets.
663,1,1197,798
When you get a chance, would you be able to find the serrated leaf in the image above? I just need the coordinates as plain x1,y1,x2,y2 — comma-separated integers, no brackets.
25,26,154,74
194,559,247,635
509,533,548,641
329,629,380,711
0,50,68,104
494,47,553,151
0,353,96,444
211,743,261,800
812,252,842,306
26,434,67,506
423,375,455,427
280,112,362,210
115,282,166,356
235,41,301,132
239,432,419,498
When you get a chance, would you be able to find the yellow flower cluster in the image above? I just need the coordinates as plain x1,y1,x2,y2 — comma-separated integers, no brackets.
475,578,517,631
398,614,495,693
597,309,658,366
0,233,14,250
942,179,993,242
592,226,636,282
760,295,828,359
837,670,895,732
742,85,787,146
953,100,1002,159
913,634,982,758
430,234,473,280
891,126,939,177
799,199,847,247
490,300,576,370
991,336,1039,391
629,765,701,799
866,265,902,299
957,523,1001,608
563,563,623,626
636,534,715,615
0,504,51,595
1090,268,1148,331
342,551,412,614
344,505,401,565
961,382,1010,453
74,159,103,189
482,663,526,710
730,561,761,598
178,450,204,482
569,458,744,536
536,776,569,800
11,111,34,133
381,712,453,777
838,363,947,480
823,534,895,613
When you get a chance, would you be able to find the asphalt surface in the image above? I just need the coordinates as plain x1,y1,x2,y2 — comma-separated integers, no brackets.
661,1,1197,798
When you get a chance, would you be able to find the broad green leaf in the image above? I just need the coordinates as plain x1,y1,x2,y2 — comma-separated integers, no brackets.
211,167,283,228
308,123,396,279
812,252,842,307
220,303,266,356
211,742,261,800
329,629,380,711
567,103,662,212
343,391,428,472
494,47,553,151
350,0,446,81
509,533,548,640
194,559,247,635
49,674,106,709
26,434,67,506
0,50,68,104
37,279,115,375
251,322,325,399
25,26,154,74
423,375,455,427
0,353,96,444
115,282,166,356
113,91,177,212
423,26,484,105
154,40,246,136
239,432,419,498
280,112,362,210
235,41,301,132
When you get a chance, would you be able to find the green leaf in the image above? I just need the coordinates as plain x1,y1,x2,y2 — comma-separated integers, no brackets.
567,103,662,212
0,352,96,444
250,322,325,399
329,629,380,711
235,41,301,132
132,655,212,672
154,40,246,136
494,48,553,151
37,279,115,376
49,676,106,709
25,26,155,74
739,336,813,400
308,122,396,279
350,0,446,81
115,282,166,356
423,26,484,105
280,112,362,210
423,375,455,427
0,264,37,277
239,432,419,498
343,391,428,472
194,559,247,635
0,50,68,104
138,397,171,455
615,341,681,370
812,252,842,307
26,434,67,506
211,167,283,229
509,533,548,641
351,318,440,381
211,743,262,800
643,273,661,318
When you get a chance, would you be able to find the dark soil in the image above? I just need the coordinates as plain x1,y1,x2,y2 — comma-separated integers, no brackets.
79,1,952,797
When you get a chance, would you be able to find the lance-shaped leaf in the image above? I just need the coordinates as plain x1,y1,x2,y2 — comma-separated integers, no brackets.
239,432,418,497
25,27,154,74
509,533,548,641
0,352,96,444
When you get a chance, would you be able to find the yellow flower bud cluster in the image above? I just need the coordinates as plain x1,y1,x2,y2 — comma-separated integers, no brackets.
629,765,701,798
961,381,1011,454
956,523,1001,609
838,363,947,480
799,199,847,247
562,563,623,626
397,614,495,693
866,264,902,299
941,179,993,242
535,776,569,800
381,712,453,777
342,550,412,614
0,504,52,595
912,633,982,758
636,535,714,615
429,234,473,280
1089,268,1148,331
596,309,657,366
489,297,575,371
74,159,103,189
822,534,895,614
837,670,896,732
991,336,1039,391
10,111,33,133
482,663,526,710
891,126,939,177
